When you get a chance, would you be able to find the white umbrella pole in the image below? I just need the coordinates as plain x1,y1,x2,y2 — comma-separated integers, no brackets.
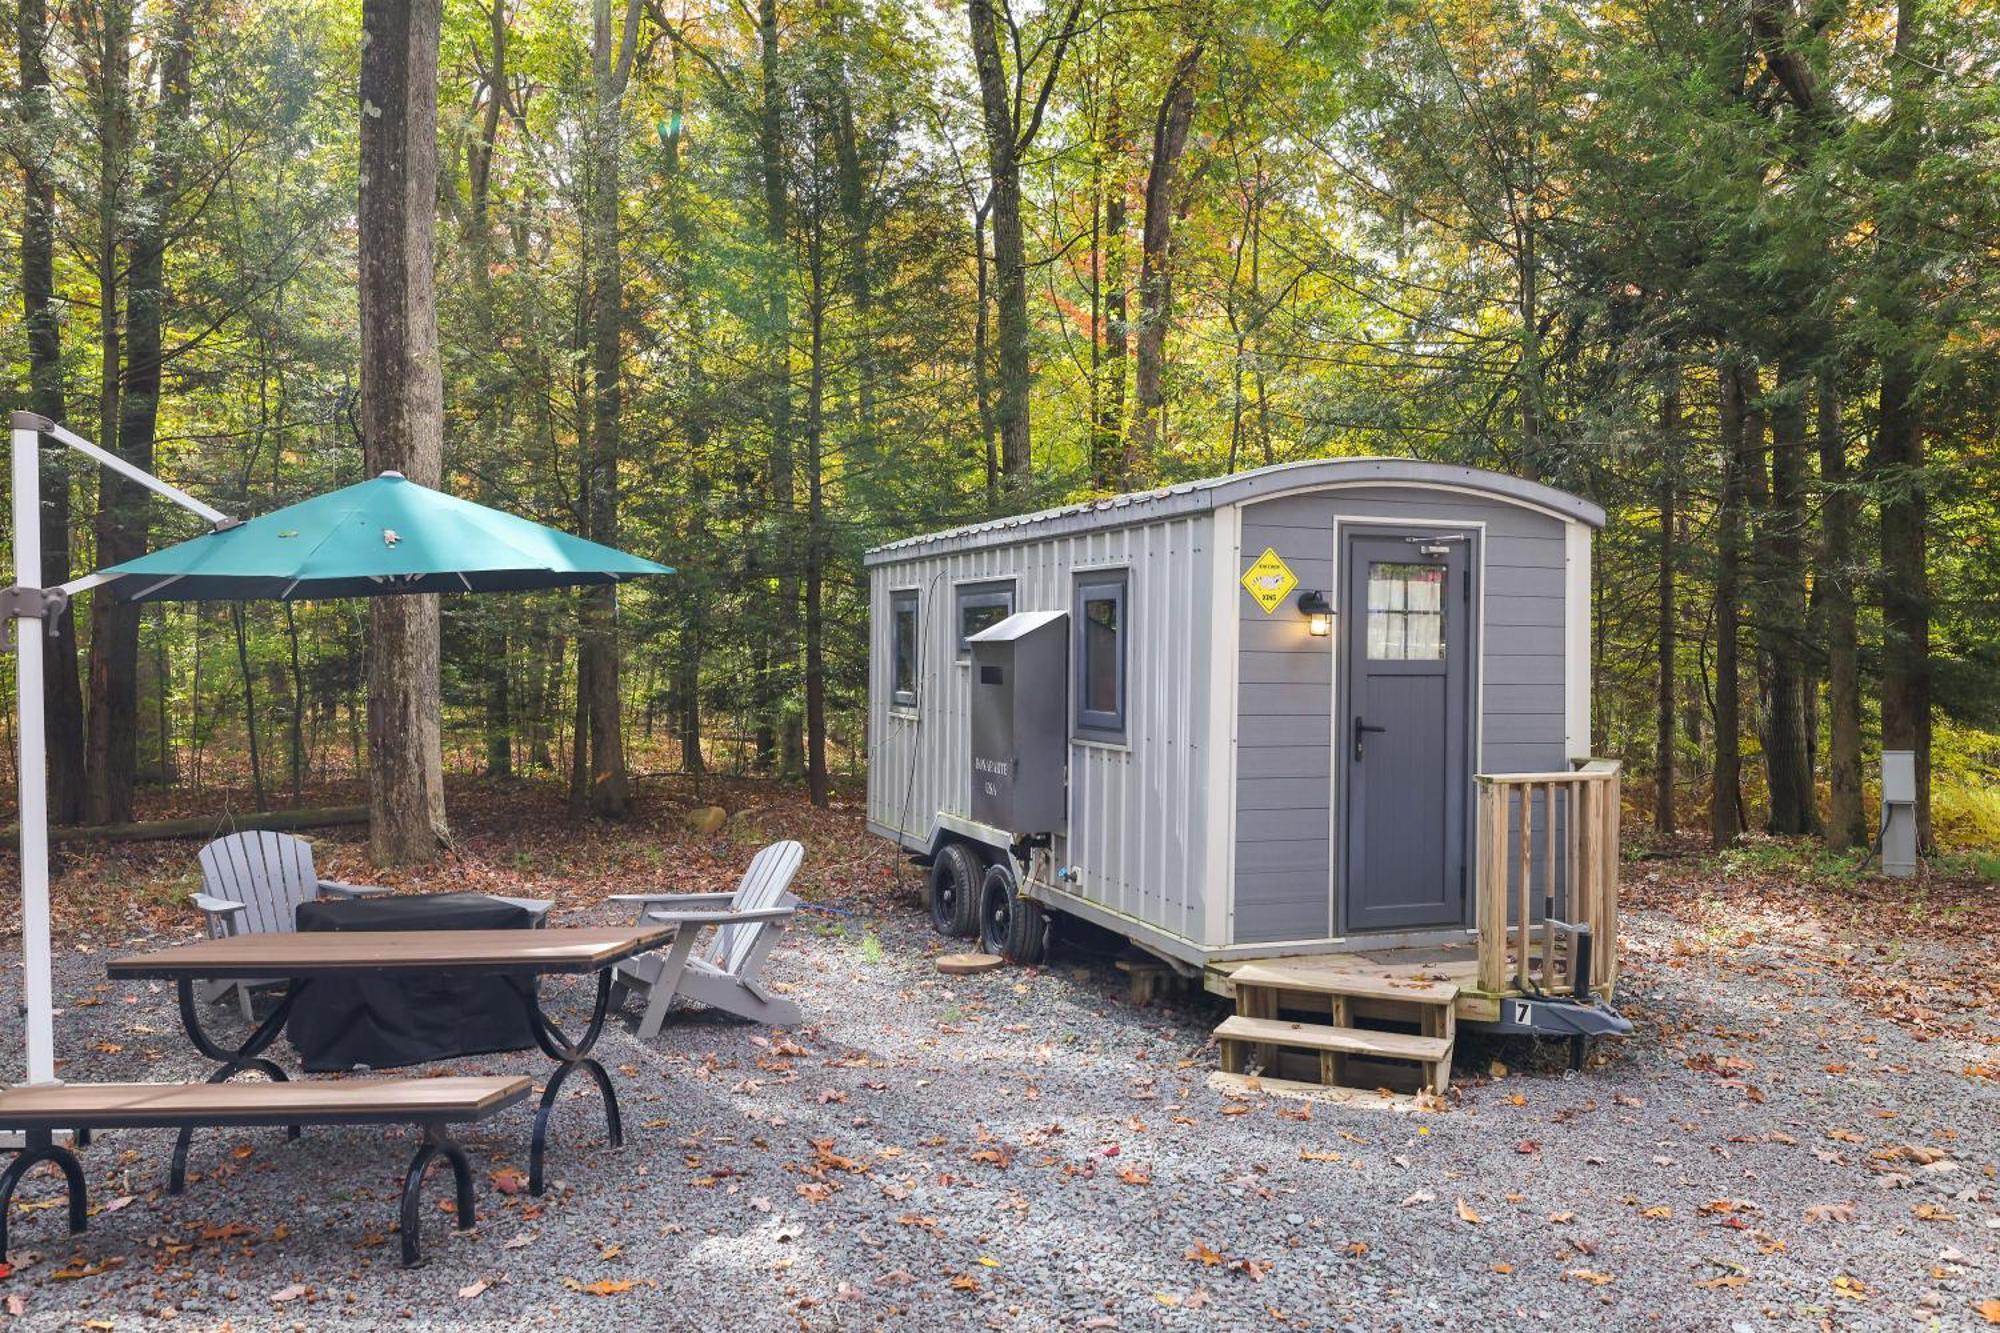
11,419,55,1086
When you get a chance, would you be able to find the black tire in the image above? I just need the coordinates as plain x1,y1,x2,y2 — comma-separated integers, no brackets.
977,863,1015,957
979,864,1049,964
1003,885,1048,966
929,842,983,938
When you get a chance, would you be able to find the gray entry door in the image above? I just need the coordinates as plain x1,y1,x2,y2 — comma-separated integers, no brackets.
1339,528,1473,933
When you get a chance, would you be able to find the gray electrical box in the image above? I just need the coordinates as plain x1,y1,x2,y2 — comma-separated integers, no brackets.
1881,749,1917,877
968,610,1068,835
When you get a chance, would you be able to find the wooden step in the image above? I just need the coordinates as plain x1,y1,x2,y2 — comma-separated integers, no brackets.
1228,960,1458,1005
1213,1015,1451,1064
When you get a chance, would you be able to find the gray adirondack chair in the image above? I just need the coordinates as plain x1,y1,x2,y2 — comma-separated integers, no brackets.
609,839,805,1037
192,830,553,1020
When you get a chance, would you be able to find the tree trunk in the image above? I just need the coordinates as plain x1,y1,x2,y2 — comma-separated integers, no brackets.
1093,97,1127,490
1817,374,1865,847
1710,360,1745,848
16,0,87,825
803,217,830,810
470,0,513,782
84,0,135,826
757,0,799,776
1872,355,1929,847
358,0,447,865
967,0,1031,489
1869,0,1931,849
1757,360,1817,835
972,200,999,510
1127,42,1201,477
576,0,642,819
233,603,267,812
1654,373,1678,838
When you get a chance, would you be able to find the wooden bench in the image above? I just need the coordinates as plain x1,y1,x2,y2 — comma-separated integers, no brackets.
0,1076,532,1267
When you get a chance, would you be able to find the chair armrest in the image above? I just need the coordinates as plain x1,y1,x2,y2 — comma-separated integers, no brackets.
318,880,393,899
191,893,248,917
637,905,795,927
608,892,736,907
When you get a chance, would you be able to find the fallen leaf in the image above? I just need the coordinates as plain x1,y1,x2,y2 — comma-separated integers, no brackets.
492,1167,527,1196
458,1278,490,1299
1230,1257,1272,1282
1185,1240,1224,1267
1640,1205,1672,1220
1117,1166,1152,1186
1832,1275,1867,1300
1491,1262,1514,1274
1342,1240,1369,1258
1975,1298,2000,1325
502,1232,535,1250
1805,1201,1857,1224
1695,1275,1749,1290
270,1284,309,1303
1566,1269,1614,1286
579,1279,635,1296
1456,1198,1481,1225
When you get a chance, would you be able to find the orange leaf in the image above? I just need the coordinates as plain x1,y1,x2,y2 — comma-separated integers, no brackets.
1455,1198,1481,1225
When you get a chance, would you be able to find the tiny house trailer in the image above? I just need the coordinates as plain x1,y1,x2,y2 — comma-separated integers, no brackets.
866,458,1629,1092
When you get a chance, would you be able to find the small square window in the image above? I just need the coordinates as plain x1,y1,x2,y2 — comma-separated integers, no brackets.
1074,572,1128,737
890,590,920,708
955,580,1016,657
1365,562,1446,660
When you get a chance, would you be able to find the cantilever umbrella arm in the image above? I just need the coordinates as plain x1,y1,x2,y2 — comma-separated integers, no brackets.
7,413,238,1091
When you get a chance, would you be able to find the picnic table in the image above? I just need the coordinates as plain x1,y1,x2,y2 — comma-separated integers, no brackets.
107,925,673,1193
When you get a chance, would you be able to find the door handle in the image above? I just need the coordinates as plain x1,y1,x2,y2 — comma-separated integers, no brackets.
1353,716,1387,761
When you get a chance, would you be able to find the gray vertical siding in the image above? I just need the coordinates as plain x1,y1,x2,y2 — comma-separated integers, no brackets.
867,516,1218,947
1230,485,1573,945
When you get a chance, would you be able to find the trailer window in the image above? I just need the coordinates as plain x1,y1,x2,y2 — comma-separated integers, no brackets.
891,591,920,708
955,581,1015,657
1074,573,1127,737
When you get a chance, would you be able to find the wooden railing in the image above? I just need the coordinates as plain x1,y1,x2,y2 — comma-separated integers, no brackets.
1474,760,1621,996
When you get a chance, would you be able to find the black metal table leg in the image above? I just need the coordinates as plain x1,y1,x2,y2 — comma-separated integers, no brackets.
0,1130,87,1259
399,1124,475,1267
522,969,622,1195
169,977,310,1192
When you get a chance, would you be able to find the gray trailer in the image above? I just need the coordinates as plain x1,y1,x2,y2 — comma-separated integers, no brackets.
866,458,1628,1092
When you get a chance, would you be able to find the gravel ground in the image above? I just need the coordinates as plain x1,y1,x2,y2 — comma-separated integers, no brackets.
0,878,1993,1331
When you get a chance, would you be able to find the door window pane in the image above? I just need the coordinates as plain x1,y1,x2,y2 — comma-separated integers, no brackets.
1366,563,1445,660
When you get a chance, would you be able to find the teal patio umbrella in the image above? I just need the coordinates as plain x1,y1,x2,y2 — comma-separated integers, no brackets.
94,470,673,601
6,454,670,1091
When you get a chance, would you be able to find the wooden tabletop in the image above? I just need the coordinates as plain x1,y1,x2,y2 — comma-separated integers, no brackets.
0,1076,535,1129
106,926,676,981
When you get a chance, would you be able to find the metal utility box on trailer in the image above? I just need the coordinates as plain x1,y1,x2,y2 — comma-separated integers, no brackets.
866,458,1623,1056
967,611,1069,834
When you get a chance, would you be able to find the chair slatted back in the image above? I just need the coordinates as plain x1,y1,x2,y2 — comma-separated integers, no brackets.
198,832,321,937
711,840,805,975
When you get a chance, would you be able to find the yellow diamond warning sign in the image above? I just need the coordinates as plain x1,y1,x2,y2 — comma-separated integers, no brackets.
1241,547,1298,614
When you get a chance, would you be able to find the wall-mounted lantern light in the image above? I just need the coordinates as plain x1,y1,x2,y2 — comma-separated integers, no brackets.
1297,589,1332,637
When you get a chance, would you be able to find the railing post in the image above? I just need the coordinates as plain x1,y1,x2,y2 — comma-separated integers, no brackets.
1476,779,1506,993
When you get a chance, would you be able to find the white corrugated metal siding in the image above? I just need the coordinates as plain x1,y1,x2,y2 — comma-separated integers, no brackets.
867,516,1218,949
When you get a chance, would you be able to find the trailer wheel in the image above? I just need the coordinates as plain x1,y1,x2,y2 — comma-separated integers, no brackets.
979,864,1048,965
929,842,983,938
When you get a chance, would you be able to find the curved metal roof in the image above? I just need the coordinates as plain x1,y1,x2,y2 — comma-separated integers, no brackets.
865,457,1604,566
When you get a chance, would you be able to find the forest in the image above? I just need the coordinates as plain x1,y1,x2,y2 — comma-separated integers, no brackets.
3,0,1996,861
